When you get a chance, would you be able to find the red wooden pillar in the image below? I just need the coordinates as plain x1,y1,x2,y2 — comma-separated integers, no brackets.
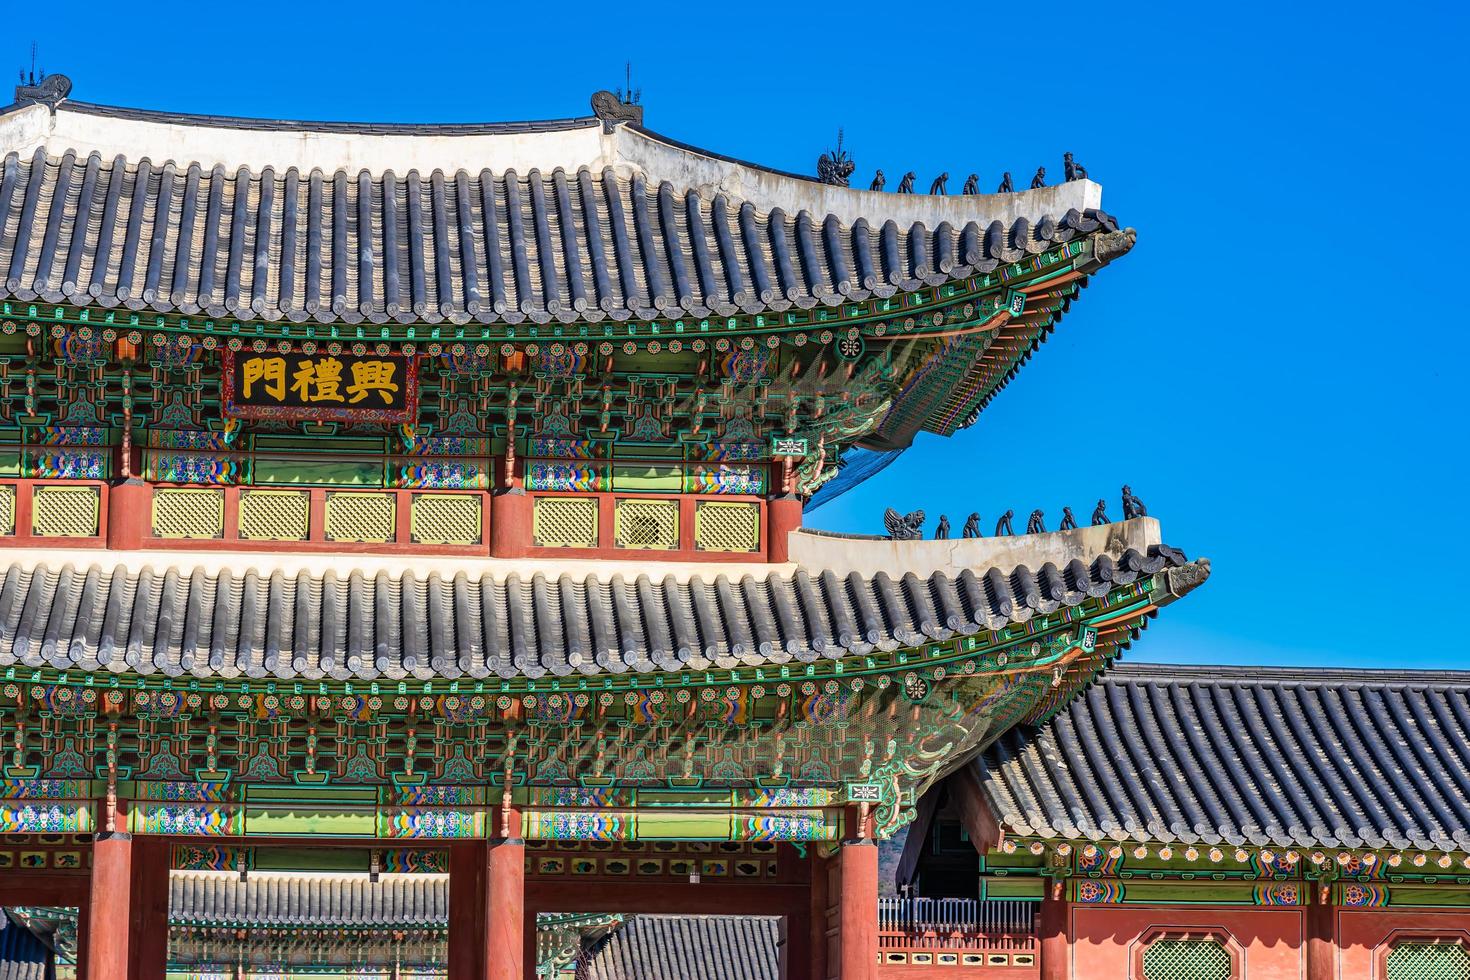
448,831,527,980
810,849,831,980
107,479,151,550
129,836,172,980
86,832,133,980
75,900,90,980
781,908,812,980
837,839,877,980
448,841,488,980
486,837,525,980
767,494,803,563
1306,890,1335,980
1039,879,1069,980
489,489,531,558
522,906,539,980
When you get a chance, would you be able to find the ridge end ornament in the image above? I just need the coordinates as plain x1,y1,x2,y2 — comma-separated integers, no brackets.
883,508,925,541
817,129,856,187
14,71,70,111
591,71,643,134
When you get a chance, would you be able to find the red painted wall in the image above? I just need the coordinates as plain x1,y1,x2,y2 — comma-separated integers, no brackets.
1337,909,1470,980
1070,906,1305,979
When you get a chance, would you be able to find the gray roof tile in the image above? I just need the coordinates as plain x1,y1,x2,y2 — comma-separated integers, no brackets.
583,915,778,980
0,913,51,980
169,871,446,927
0,548,1189,682
974,663,1470,852
0,150,1115,325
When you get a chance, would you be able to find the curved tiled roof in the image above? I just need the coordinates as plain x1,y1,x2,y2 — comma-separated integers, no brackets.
0,913,51,980
975,663,1470,853
0,546,1194,681
169,871,446,927
0,148,1116,325
161,876,775,980
583,915,778,980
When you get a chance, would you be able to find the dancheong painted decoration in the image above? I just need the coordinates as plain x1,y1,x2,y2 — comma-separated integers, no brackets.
47,75,1470,980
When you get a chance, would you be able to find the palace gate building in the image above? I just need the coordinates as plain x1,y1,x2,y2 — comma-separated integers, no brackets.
34,72,1468,980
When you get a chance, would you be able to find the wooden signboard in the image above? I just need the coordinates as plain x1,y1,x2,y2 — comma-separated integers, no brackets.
222,351,418,423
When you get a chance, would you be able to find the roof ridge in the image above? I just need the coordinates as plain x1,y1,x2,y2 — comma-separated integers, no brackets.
58,99,603,136
1106,661,1470,686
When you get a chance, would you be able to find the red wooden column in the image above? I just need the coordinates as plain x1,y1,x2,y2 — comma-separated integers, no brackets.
805,852,829,980
486,836,525,980
837,836,877,980
129,836,172,980
1306,889,1336,980
521,909,539,980
489,489,531,558
781,908,812,980
86,832,133,980
808,848,832,980
767,494,803,563
107,479,151,550
1039,879,1069,980
450,823,527,980
448,841,488,980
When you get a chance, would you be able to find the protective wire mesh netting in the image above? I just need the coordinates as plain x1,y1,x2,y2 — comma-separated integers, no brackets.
1141,938,1232,980
1387,943,1470,980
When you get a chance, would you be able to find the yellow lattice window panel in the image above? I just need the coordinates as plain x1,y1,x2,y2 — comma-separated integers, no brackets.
694,500,761,553
614,498,679,550
411,493,483,545
151,488,225,539
533,496,599,549
32,485,100,538
324,491,396,543
238,490,310,541
0,485,14,535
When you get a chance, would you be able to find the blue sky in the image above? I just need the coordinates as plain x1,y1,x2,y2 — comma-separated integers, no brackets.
4,0,1464,668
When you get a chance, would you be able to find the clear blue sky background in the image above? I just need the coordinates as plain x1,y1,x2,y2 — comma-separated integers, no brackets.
4,0,1464,668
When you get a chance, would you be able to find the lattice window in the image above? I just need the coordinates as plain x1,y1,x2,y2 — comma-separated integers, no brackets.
1388,942,1470,980
533,496,599,549
31,485,100,537
151,488,225,539
694,500,760,553
614,498,678,550
0,485,14,535
1142,938,1232,980
410,493,482,545
324,491,396,543
238,490,310,541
